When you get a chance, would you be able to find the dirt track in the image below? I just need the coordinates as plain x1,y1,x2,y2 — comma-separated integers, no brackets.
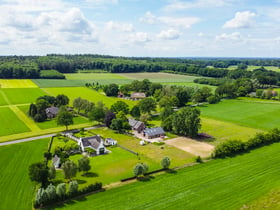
165,137,214,158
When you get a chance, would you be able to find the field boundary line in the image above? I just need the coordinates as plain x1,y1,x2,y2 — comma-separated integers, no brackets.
9,105,41,132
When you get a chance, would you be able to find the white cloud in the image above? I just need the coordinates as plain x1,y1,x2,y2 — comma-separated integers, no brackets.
140,12,200,29
164,0,228,11
216,32,242,41
223,11,256,29
105,21,134,32
127,32,150,43
84,0,118,4
157,29,181,40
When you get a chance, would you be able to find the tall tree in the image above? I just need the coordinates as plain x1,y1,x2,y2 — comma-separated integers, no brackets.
89,106,105,124
104,111,116,127
104,83,119,96
57,106,74,130
68,180,79,196
56,183,66,198
62,160,78,180
161,157,171,169
130,105,141,119
138,97,156,114
29,162,49,186
172,107,201,138
55,94,69,107
110,101,129,114
78,156,91,175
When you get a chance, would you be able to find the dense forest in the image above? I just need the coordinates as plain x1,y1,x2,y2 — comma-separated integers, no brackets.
0,55,280,86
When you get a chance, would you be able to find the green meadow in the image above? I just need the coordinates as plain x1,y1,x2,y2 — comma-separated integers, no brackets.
47,142,280,210
43,87,137,108
0,107,30,136
0,139,49,210
199,99,280,130
1,88,46,105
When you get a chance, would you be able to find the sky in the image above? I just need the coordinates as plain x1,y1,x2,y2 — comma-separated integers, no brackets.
0,0,280,57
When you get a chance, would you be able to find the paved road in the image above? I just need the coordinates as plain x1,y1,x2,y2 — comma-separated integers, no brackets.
0,125,106,146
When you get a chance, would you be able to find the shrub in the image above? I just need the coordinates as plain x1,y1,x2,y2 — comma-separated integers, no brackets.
195,156,203,163
214,140,245,158
161,157,171,169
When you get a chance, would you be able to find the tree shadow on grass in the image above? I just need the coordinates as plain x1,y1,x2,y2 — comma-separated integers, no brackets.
82,172,99,177
76,179,87,184
166,169,177,174
137,175,155,182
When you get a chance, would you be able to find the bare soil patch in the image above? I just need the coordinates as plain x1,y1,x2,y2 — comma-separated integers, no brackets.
165,137,215,158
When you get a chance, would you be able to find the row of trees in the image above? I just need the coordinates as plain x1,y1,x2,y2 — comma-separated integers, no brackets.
34,181,102,208
214,128,280,158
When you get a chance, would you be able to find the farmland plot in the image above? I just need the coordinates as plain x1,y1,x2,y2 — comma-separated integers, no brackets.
48,142,280,210
0,79,38,88
0,107,30,136
0,139,49,210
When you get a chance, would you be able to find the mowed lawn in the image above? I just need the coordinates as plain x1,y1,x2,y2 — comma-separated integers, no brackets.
199,99,280,130
1,88,46,104
91,128,195,167
0,107,30,136
48,142,280,210
0,79,38,88
43,87,137,108
200,117,263,146
0,138,49,210
53,147,159,187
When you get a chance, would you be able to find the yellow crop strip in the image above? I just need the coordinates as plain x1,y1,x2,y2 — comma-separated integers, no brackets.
0,79,38,88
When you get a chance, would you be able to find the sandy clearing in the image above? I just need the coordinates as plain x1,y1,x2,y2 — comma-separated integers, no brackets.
165,137,215,158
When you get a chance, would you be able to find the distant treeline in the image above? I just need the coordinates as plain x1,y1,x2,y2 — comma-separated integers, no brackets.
0,55,280,81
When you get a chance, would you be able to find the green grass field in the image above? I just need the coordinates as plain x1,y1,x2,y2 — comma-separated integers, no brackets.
1,88,46,105
0,107,30,136
200,117,262,145
199,99,280,130
47,142,280,210
0,138,49,210
0,90,8,105
0,79,38,88
227,65,280,72
91,128,195,167
53,146,159,187
43,87,136,108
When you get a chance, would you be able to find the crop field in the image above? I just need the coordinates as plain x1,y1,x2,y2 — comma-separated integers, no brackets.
199,99,280,130
48,142,280,210
0,79,38,88
119,72,202,83
43,87,137,108
0,138,49,210
227,65,280,72
0,107,30,136
33,79,132,88
1,88,46,105
65,73,128,80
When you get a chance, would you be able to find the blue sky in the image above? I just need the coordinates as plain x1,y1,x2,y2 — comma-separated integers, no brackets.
0,0,280,57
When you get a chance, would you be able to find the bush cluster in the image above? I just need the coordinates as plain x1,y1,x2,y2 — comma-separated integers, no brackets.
213,128,280,158
33,182,102,208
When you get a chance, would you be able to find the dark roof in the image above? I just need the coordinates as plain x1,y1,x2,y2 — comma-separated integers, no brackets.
144,127,165,137
46,106,59,115
82,136,102,150
128,119,144,130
